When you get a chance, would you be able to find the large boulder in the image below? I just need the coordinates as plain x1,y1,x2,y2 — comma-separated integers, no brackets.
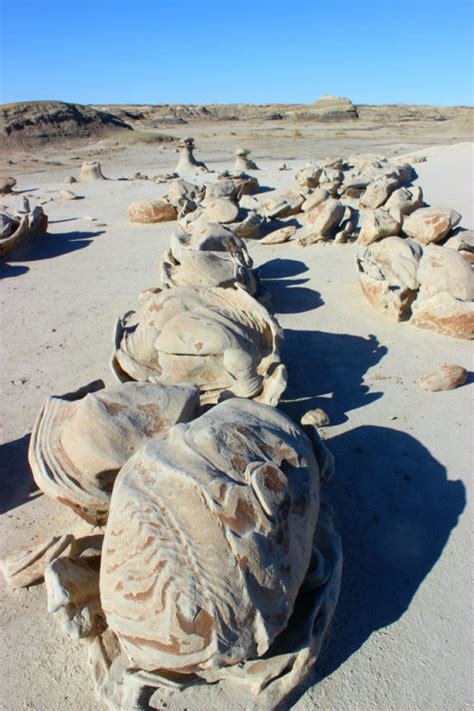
356,236,422,321
402,207,461,245
358,208,401,246
128,200,177,224
360,176,399,209
299,198,344,244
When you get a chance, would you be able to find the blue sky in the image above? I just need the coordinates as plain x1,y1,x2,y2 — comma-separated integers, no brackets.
1,0,473,106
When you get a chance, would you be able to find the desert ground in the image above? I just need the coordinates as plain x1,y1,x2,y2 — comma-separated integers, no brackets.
0,112,473,710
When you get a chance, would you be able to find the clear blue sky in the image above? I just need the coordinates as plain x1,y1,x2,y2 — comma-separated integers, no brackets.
1,0,473,106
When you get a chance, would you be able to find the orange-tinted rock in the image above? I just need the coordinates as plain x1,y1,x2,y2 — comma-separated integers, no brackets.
128,200,177,224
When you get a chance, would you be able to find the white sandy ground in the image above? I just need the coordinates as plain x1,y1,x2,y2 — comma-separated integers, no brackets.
0,140,473,710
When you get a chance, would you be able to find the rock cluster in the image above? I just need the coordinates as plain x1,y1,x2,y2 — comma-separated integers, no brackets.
2,169,342,710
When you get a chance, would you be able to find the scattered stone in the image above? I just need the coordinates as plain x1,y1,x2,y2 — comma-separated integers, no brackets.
0,176,17,194
301,408,330,427
419,365,468,392
2,534,74,589
278,162,287,170
402,207,461,244
60,190,79,200
63,175,77,184
261,225,297,244
128,199,177,224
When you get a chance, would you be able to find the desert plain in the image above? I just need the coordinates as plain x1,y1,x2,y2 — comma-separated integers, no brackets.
0,101,473,710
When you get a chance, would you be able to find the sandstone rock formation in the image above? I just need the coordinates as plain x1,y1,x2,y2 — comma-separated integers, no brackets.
2,534,74,589
111,285,287,405
0,205,48,257
402,207,461,244
356,237,422,320
419,364,468,391
28,380,200,524
79,161,106,182
176,137,209,174
101,398,323,670
128,199,177,223
160,229,257,293
0,176,16,193
411,245,474,338
234,147,258,172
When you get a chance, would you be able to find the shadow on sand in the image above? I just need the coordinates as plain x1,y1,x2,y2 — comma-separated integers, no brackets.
0,229,105,278
258,257,324,314
0,433,40,514
313,425,466,681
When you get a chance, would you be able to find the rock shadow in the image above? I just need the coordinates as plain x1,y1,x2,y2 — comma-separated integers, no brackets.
0,433,40,514
2,229,105,266
258,258,324,314
280,329,387,425
312,425,465,683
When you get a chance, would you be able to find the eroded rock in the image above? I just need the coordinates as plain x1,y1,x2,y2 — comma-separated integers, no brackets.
419,365,468,392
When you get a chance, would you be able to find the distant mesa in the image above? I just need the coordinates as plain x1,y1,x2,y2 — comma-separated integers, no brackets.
0,100,133,147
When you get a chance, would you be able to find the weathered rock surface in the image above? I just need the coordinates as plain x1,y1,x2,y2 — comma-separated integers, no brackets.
402,207,461,244
261,225,297,244
419,365,468,391
112,286,287,406
28,381,200,523
204,198,240,224
100,398,329,672
300,198,344,244
2,534,74,589
0,101,132,146
0,176,16,193
79,161,106,182
358,208,401,246
128,199,177,224
360,176,399,209
357,237,422,320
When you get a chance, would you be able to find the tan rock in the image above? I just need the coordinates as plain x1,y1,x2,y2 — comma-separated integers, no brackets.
204,198,240,224
227,209,265,239
358,208,401,246
417,245,474,302
45,555,104,640
262,190,305,219
295,165,322,188
100,398,330,673
385,185,423,216
301,188,330,212
356,237,422,321
176,137,209,174
128,200,177,224
111,286,287,406
0,176,17,193
261,225,297,244
300,198,344,244
2,534,74,589
0,206,48,258
411,291,474,339
419,365,468,392
28,381,200,524
60,190,79,200
79,161,105,181
301,408,330,427
360,176,399,209
402,207,461,244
